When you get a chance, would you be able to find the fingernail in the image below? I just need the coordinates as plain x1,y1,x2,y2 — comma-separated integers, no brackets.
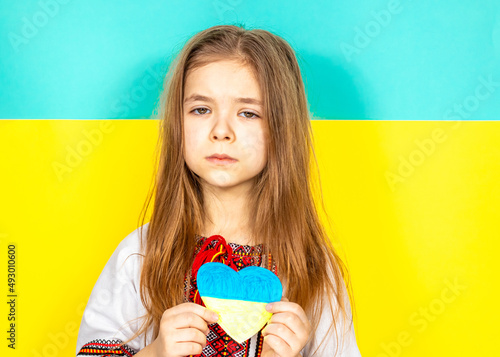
265,303,272,311
212,313,219,321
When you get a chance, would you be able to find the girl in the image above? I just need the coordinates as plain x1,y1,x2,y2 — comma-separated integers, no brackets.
76,24,362,357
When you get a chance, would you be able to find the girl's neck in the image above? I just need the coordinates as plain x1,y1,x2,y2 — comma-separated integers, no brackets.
201,185,256,245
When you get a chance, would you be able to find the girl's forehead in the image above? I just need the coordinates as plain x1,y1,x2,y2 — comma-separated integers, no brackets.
185,60,255,80
183,61,263,101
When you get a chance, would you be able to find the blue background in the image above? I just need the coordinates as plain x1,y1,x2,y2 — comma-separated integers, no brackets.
1,0,499,119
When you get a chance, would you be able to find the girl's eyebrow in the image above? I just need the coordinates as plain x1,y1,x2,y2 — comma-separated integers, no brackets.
184,93,262,106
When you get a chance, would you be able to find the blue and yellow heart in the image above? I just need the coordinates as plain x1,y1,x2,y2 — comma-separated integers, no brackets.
197,262,283,344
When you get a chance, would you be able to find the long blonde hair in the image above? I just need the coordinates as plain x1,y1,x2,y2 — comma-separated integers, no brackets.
122,24,356,356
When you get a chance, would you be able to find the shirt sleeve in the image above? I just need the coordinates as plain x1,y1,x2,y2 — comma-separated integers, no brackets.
300,274,362,357
76,224,153,356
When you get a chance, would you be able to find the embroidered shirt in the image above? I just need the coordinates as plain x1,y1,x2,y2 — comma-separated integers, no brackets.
76,223,362,356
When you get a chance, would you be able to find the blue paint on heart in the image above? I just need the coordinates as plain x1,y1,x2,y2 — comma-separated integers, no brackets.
197,262,283,303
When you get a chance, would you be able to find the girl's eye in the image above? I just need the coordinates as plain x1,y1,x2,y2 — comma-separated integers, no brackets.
191,108,260,119
192,107,210,115
241,111,259,119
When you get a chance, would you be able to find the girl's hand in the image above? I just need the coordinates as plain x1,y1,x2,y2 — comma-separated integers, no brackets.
261,297,311,357
150,302,219,357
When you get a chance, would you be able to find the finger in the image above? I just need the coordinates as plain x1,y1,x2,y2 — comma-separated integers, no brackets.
262,338,280,357
174,327,208,348
171,312,210,334
267,312,308,345
166,302,219,323
174,341,204,356
261,338,274,356
266,301,309,328
281,296,289,302
262,334,293,357
262,321,301,352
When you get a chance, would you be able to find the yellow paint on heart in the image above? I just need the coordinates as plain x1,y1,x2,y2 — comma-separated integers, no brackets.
201,296,272,344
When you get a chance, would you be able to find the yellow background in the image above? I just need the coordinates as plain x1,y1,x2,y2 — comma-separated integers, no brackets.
0,120,498,356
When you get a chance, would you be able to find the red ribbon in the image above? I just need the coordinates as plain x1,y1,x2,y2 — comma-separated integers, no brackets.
191,235,238,306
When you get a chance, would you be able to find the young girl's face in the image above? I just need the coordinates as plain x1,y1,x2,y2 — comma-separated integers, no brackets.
183,59,268,191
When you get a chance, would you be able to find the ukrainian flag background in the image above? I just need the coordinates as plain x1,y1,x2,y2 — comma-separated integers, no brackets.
1,1,499,356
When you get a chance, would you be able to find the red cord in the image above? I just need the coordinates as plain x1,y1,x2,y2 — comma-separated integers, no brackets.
191,235,238,306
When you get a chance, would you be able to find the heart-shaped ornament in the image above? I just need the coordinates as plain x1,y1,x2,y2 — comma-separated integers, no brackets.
197,262,283,344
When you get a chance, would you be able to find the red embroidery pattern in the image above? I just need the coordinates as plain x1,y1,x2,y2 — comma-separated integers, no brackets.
77,338,137,356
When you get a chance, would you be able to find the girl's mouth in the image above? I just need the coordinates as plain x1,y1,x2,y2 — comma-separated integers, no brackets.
206,157,238,165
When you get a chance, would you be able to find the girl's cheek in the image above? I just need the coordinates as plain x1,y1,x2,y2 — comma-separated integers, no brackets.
184,126,199,149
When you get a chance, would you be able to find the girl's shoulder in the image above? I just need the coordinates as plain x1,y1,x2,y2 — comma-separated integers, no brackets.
112,222,149,260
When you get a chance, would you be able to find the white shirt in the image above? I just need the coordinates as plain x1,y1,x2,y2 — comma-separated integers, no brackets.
76,223,362,356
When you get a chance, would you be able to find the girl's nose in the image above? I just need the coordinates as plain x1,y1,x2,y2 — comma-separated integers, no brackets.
211,113,234,141
212,132,231,141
